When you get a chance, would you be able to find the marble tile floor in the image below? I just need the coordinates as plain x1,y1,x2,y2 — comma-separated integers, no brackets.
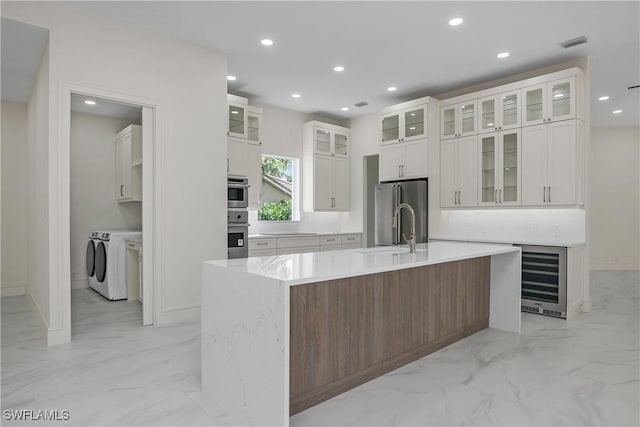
1,271,638,426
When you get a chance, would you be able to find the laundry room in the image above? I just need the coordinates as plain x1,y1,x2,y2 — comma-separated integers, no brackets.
70,94,143,324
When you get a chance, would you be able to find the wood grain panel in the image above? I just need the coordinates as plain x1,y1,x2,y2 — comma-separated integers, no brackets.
290,257,491,415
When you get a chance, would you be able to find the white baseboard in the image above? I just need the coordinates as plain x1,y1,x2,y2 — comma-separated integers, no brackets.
157,304,201,325
71,278,88,289
47,327,71,346
1,285,25,297
591,263,639,271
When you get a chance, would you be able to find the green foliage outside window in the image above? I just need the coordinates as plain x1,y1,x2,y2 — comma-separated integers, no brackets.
258,199,292,221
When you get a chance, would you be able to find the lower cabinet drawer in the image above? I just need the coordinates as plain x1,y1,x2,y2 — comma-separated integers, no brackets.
248,248,278,257
277,236,320,249
320,235,341,246
277,246,320,255
249,238,277,251
341,234,361,245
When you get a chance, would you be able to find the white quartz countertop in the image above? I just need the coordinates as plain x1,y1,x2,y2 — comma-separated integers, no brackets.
430,236,585,248
206,241,520,286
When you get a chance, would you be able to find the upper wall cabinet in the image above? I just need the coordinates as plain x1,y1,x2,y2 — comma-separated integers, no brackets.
116,125,142,203
228,94,248,139
311,123,349,157
247,105,262,145
380,104,427,145
440,100,477,140
522,77,577,126
303,121,350,211
478,90,521,134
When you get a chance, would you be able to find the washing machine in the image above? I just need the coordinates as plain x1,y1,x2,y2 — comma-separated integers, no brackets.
86,230,142,300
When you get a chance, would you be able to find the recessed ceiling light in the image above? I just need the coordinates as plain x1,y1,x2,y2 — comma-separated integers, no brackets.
231,110,239,115
261,38,274,46
449,17,463,26
598,96,610,101
334,66,345,72
554,93,564,98
387,86,397,92
227,75,237,81
341,107,349,111
84,100,96,105
291,93,301,98
497,52,510,59
612,109,623,114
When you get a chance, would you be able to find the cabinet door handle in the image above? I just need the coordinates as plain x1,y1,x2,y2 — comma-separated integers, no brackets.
494,189,498,203
401,165,405,177
499,189,502,203
398,165,401,178
120,184,124,197
548,186,551,203
543,186,546,202
458,191,461,205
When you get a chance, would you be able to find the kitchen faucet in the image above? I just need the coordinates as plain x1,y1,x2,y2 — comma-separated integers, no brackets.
392,203,416,253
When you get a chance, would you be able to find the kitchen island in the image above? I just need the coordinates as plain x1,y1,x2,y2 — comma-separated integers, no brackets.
201,241,521,426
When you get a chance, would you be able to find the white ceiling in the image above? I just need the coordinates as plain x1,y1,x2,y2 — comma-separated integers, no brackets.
4,2,639,127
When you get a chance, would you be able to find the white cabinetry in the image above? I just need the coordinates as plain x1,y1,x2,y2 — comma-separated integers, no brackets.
116,124,142,202
303,121,350,211
227,96,262,209
478,130,521,206
379,139,428,182
522,77,580,127
248,233,362,257
440,100,477,140
440,135,477,208
521,120,584,206
380,104,427,145
478,89,521,134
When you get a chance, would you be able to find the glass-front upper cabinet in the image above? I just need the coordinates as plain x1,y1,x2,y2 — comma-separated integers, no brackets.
479,134,496,205
440,100,477,139
380,105,427,144
334,132,349,157
247,108,262,145
314,126,349,158
522,77,575,126
479,90,521,134
228,103,247,139
479,130,521,206
381,112,400,144
315,128,332,155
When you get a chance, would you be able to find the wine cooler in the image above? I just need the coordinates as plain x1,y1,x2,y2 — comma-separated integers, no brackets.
518,245,567,318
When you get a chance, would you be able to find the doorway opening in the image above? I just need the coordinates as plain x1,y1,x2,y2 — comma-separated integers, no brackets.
363,154,379,248
68,91,155,338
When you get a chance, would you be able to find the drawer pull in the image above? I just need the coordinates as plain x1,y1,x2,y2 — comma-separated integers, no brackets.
256,242,268,246
326,238,335,242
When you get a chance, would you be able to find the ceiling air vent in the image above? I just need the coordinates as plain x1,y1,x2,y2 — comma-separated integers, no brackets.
560,36,587,48
354,101,368,108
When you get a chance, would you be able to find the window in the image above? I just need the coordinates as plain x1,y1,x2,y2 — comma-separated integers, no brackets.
259,155,300,221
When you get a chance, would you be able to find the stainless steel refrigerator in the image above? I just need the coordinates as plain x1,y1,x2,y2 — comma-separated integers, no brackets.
375,179,428,246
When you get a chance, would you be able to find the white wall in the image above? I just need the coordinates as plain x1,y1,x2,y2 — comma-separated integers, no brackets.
70,112,142,288
4,2,228,343
246,101,359,234
1,101,28,297
590,127,639,270
26,43,50,329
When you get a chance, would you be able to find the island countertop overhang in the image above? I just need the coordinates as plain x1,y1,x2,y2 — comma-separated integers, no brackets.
204,241,521,286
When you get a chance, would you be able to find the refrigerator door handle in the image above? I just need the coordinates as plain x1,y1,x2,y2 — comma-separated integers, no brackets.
395,184,402,245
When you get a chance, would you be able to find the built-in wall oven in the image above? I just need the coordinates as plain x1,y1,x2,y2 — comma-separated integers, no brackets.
228,175,249,208
227,210,249,259
518,245,567,318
